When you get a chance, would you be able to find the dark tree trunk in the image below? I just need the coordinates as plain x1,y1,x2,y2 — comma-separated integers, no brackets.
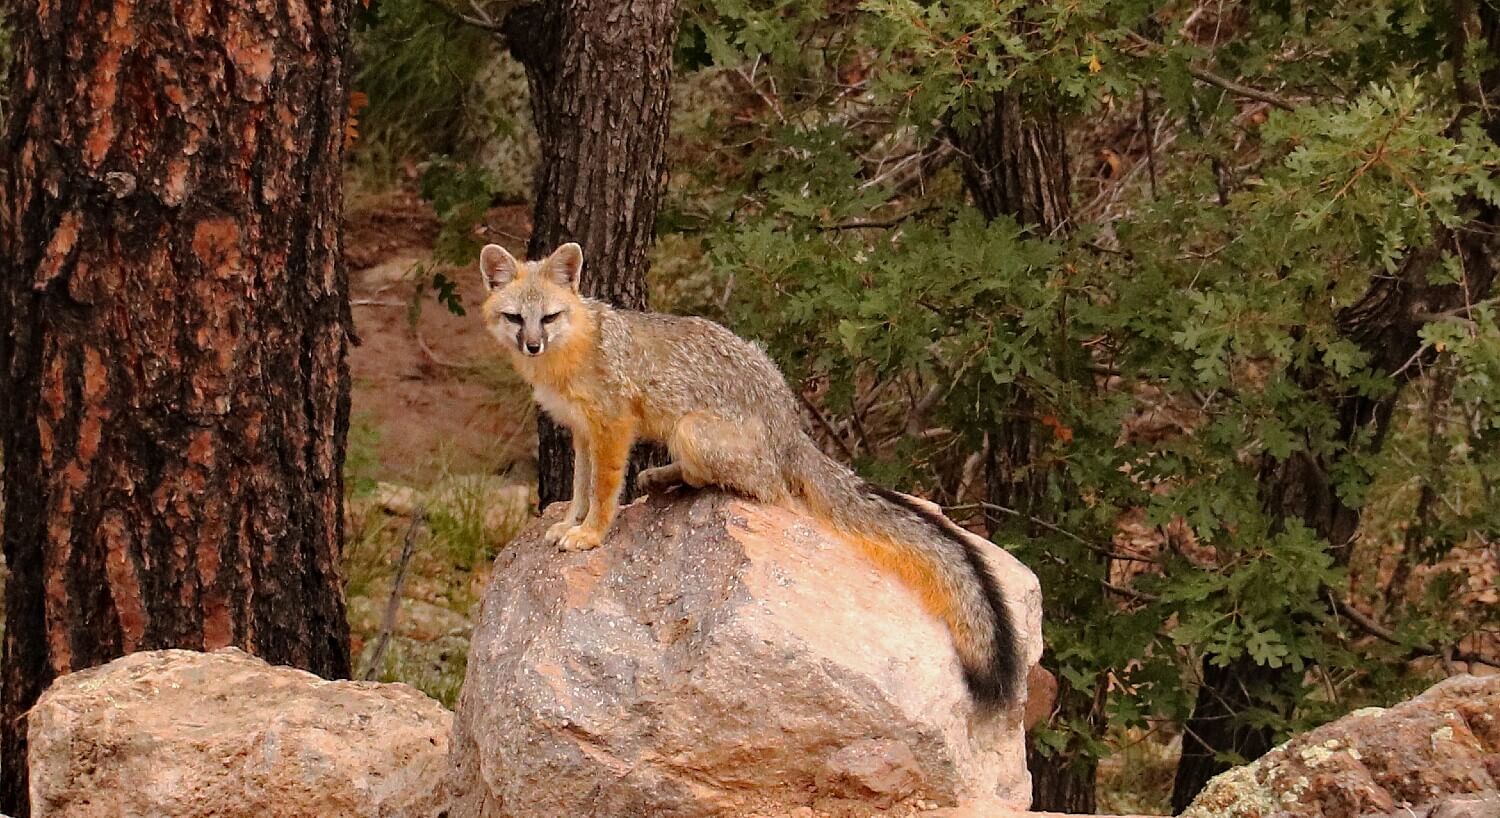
1170,245,1498,813
957,89,1072,526
1171,5,1500,809
951,90,1092,813
1167,319,1403,813
0,1,353,812
953,91,1072,236
958,88,1073,531
504,0,677,506
1025,674,1101,814
1028,745,1099,814
1170,658,1283,811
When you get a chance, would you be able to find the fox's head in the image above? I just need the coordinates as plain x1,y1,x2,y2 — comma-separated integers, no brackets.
479,242,587,358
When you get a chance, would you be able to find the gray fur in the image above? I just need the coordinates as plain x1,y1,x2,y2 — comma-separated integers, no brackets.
481,241,1019,705
581,299,1019,705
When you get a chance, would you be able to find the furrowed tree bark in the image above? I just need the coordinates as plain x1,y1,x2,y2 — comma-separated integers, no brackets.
0,1,354,812
950,90,1092,813
1170,3,1500,809
504,0,677,506
952,92,1072,237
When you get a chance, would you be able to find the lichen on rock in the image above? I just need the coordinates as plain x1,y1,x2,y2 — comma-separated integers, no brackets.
1181,674,1500,818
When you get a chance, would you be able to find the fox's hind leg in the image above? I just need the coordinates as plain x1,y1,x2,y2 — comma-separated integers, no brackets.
663,412,787,505
635,462,685,494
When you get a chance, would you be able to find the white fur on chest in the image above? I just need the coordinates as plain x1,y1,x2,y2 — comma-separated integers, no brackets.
533,384,585,430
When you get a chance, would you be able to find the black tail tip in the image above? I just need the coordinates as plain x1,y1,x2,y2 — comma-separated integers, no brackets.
963,655,1024,713
861,481,1026,713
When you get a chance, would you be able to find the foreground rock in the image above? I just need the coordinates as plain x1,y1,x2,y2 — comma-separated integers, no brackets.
1183,674,1500,818
448,490,1043,818
29,648,450,818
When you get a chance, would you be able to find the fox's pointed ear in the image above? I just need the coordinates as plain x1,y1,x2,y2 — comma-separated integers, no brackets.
480,244,520,291
542,242,584,291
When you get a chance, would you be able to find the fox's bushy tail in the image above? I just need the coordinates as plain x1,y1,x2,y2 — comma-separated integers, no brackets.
783,438,1021,707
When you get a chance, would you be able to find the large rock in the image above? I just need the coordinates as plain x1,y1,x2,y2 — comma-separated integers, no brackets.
447,490,1043,818
1183,674,1500,818
29,648,450,818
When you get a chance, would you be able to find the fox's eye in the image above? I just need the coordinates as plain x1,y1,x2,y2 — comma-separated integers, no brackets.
541,311,564,325
501,312,523,325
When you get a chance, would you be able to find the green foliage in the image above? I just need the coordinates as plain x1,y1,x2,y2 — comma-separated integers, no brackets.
346,414,385,499
419,157,501,268
348,0,1500,797
672,0,1500,801
353,4,534,315
352,0,496,166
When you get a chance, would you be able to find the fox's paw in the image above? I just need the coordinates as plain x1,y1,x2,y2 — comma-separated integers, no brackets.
635,464,684,495
543,520,576,546
556,525,603,553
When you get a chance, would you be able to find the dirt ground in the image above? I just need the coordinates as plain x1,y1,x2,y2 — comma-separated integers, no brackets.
341,189,543,702
344,190,537,483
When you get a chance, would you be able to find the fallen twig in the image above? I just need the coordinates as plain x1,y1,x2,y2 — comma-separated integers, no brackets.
363,508,425,681
417,331,464,370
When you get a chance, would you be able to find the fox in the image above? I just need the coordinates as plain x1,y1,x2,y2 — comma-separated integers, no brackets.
479,241,1021,707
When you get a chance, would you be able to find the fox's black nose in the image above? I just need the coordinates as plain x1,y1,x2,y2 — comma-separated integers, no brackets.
524,341,543,355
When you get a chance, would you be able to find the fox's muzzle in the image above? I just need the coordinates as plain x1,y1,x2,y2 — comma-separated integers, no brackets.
518,323,547,356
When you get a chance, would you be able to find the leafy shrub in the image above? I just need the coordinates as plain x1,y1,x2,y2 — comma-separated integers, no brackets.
675,0,1500,804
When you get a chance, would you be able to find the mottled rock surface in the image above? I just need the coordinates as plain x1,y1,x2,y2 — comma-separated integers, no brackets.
29,648,450,818
1182,674,1500,818
448,490,1044,818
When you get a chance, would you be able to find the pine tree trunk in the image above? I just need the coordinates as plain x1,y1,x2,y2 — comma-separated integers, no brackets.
0,2,353,812
504,0,677,507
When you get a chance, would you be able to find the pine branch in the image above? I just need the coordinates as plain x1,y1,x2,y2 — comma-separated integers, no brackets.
423,0,510,34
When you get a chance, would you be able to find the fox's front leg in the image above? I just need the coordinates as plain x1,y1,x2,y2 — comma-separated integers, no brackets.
556,419,634,553
544,431,592,546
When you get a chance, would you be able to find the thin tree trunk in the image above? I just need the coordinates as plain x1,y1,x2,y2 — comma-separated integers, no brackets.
950,89,1090,812
0,2,353,812
1170,652,1288,810
1168,363,1396,811
957,89,1073,530
504,0,677,506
